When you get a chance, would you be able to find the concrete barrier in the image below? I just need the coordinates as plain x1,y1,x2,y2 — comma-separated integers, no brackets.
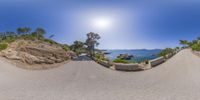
149,56,165,67
165,53,173,59
114,63,142,71
91,56,113,68
93,57,98,61
98,60,112,68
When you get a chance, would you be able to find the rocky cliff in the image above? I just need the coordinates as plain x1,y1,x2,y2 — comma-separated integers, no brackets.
0,40,75,66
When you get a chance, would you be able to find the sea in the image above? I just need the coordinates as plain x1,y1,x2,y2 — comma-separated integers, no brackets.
104,49,162,63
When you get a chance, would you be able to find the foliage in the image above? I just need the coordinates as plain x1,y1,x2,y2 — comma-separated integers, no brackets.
95,53,108,61
95,53,101,59
175,47,180,50
0,43,8,51
191,44,200,51
70,40,86,55
43,39,58,45
62,44,70,51
0,27,71,52
113,58,129,64
85,32,100,57
17,27,31,35
0,27,47,43
35,28,46,39
3,36,16,43
19,34,36,40
159,48,174,57
190,36,200,51
179,40,189,47
197,36,200,40
180,36,200,51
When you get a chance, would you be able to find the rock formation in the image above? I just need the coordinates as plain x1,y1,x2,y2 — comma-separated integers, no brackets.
0,40,76,65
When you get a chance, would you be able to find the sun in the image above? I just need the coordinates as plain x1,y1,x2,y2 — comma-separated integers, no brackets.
92,17,112,30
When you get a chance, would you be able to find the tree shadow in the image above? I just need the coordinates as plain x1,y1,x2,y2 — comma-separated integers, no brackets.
72,55,92,61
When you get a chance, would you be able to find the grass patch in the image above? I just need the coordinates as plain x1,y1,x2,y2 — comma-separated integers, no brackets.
0,43,8,51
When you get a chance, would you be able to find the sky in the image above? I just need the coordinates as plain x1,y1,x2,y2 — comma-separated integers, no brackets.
0,0,200,49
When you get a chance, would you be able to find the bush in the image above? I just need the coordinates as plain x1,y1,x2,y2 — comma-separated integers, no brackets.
95,53,101,59
191,44,200,51
4,36,16,43
62,44,70,51
95,53,109,61
113,58,129,64
0,43,8,51
43,39,57,44
159,48,174,57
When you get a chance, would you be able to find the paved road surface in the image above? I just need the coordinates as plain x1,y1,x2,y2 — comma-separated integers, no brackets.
0,49,200,100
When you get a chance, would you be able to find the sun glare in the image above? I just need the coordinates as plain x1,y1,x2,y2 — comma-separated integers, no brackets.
92,17,112,30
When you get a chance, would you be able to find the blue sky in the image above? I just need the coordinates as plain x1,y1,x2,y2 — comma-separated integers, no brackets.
0,0,200,49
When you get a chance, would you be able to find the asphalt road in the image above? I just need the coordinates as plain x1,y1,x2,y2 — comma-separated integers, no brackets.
0,49,200,100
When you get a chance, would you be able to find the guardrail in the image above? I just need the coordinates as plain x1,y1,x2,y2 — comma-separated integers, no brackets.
114,63,142,71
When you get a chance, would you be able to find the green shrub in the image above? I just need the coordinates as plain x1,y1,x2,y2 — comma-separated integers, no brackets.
191,44,200,51
95,53,109,61
4,37,16,43
159,48,174,57
0,43,8,51
62,44,70,51
95,54,101,59
17,34,36,41
113,58,129,64
43,39,56,44
98,57,109,61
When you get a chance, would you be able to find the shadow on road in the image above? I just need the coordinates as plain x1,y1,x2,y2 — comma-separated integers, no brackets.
72,55,92,61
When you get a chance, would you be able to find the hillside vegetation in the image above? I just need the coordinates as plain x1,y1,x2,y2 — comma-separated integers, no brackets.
0,27,75,68
179,36,200,51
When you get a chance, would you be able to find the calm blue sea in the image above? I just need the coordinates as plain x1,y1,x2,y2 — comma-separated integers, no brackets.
104,49,162,63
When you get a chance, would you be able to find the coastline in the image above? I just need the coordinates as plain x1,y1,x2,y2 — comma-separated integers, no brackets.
104,49,161,63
